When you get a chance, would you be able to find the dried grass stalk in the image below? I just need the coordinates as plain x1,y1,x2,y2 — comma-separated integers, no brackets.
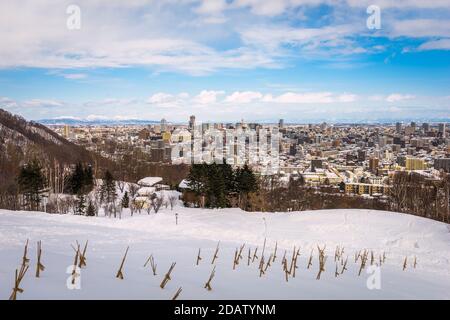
196,248,202,266
316,245,326,280
172,287,182,300
160,262,176,289
307,249,313,269
211,242,220,264
204,266,216,291
144,254,157,275
35,240,45,278
252,247,259,263
116,246,129,280
22,239,30,266
9,263,29,300
272,242,278,263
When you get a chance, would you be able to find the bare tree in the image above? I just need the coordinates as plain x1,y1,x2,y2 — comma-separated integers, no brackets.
168,195,177,210
117,180,125,193
152,195,164,213
128,184,139,199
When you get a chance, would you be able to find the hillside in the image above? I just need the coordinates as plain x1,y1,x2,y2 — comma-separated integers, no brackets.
0,207,449,299
0,108,112,194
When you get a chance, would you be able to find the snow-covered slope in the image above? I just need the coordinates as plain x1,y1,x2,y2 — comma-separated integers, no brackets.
0,207,449,299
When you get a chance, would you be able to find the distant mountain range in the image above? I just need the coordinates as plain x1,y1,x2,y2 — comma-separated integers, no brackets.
37,117,449,126
37,118,160,126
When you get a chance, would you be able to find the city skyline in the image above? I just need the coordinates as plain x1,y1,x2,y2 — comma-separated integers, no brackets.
0,1,449,122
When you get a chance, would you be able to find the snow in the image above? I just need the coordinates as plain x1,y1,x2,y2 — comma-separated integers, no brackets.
0,207,450,300
137,187,156,196
178,179,189,189
137,177,163,187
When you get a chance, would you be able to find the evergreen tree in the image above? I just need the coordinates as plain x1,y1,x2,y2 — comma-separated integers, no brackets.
121,191,130,208
86,200,96,216
101,170,117,205
236,164,257,194
235,164,257,209
206,163,228,208
76,193,86,215
65,162,94,195
17,159,47,211
83,165,94,193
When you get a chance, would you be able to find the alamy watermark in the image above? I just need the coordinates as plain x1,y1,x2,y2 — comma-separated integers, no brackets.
171,125,280,173
367,5,381,30
366,265,382,290
66,4,81,30
66,265,81,290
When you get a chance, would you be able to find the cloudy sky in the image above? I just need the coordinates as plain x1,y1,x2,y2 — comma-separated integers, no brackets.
0,0,449,123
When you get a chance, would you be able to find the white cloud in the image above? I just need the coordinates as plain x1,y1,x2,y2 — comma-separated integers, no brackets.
386,94,415,102
337,94,357,102
346,0,450,9
148,93,177,104
0,0,446,75
0,97,19,108
195,0,228,15
262,92,353,104
390,19,450,38
62,73,88,80
22,99,65,108
194,90,225,104
225,91,263,103
417,39,450,51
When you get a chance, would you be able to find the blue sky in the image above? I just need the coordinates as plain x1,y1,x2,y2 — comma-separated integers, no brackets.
0,0,449,123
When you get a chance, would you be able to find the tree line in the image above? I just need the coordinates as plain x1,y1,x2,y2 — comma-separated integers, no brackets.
182,164,449,223
182,162,258,209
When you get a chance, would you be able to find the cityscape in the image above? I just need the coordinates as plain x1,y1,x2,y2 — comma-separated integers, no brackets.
53,117,449,198
0,0,450,307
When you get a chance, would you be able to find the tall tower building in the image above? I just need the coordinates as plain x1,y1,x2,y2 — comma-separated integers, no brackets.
278,119,284,129
369,158,379,174
422,122,430,133
410,121,416,132
63,125,71,138
189,115,195,130
439,123,446,137
395,122,402,134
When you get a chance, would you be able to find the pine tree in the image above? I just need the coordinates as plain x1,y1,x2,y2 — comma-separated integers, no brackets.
83,165,94,193
101,170,117,216
65,162,94,195
86,200,96,217
76,193,86,215
121,191,130,208
17,159,47,211
235,164,257,209
236,164,257,193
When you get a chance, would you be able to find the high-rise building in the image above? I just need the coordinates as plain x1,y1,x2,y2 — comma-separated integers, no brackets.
63,125,71,138
369,158,379,174
434,158,450,172
422,122,430,133
358,150,366,162
439,123,446,137
278,119,284,129
189,115,195,130
410,121,416,132
395,122,402,133
311,159,323,172
405,157,426,170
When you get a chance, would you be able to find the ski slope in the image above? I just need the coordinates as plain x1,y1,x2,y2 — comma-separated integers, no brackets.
0,207,449,299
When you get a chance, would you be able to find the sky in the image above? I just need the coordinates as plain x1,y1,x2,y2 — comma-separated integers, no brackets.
0,0,449,123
